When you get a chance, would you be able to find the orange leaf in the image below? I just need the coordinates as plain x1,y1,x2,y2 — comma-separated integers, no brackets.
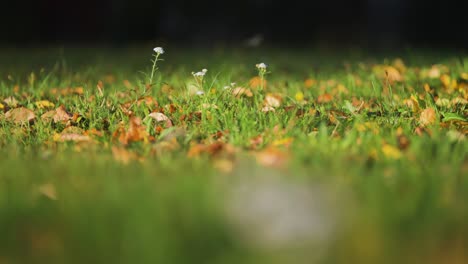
317,93,333,104
249,76,267,89
254,147,288,168
419,108,437,127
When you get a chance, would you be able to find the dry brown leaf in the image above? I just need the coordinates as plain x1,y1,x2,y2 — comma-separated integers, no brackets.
264,93,282,108
419,108,437,127
41,105,72,123
113,117,149,145
38,183,57,200
232,87,253,98
53,126,90,142
5,107,35,124
384,66,403,83
3,96,18,107
148,112,173,127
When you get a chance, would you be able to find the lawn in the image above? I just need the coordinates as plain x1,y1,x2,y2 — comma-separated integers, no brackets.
0,46,467,264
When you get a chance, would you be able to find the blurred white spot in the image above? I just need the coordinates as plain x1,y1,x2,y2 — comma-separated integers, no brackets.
226,178,337,251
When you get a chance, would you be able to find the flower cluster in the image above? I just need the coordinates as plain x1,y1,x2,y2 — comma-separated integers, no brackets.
149,47,165,85
256,63,267,70
153,47,164,55
192,69,208,77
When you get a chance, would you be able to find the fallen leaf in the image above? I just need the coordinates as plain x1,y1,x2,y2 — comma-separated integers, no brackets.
148,112,173,127
35,100,55,109
264,93,282,108
5,107,35,124
272,137,294,148
304,79,316,88
419,108,437,127
317,93,333,104
382,144,402,159
54,126,91,142
38,183,57,200
113,117,149,145
232,87,253,98
261,106,275,112
295,91,305,102
3,96,18,107
41,105,73,123
384,66,403,83
249,76,267,89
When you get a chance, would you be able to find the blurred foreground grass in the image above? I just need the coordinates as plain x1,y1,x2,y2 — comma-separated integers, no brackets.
0,46,467,263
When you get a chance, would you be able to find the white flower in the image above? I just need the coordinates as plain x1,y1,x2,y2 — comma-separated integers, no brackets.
256,63,267,69
192,68,208,77
196,90,205,95
153,47,164,54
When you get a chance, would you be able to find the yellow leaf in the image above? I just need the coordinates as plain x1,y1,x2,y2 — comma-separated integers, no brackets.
382,144,402,160
0,103,4,110
440,74,451,88
35,100,55,109
384,66,403,83
272,137,294,148
295,91,304,102
419,108,437,127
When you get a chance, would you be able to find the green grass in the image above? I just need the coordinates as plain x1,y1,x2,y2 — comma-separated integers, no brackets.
0,46,467,264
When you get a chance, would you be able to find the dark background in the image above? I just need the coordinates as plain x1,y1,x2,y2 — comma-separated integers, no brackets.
2,0,467,49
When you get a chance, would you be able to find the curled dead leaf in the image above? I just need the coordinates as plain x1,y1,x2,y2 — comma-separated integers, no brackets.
419,108,437,127
232,87,253,98
148,112,173,127
112,117,149,145
41,105,72,124
5,107,35,124
264,93,282,108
